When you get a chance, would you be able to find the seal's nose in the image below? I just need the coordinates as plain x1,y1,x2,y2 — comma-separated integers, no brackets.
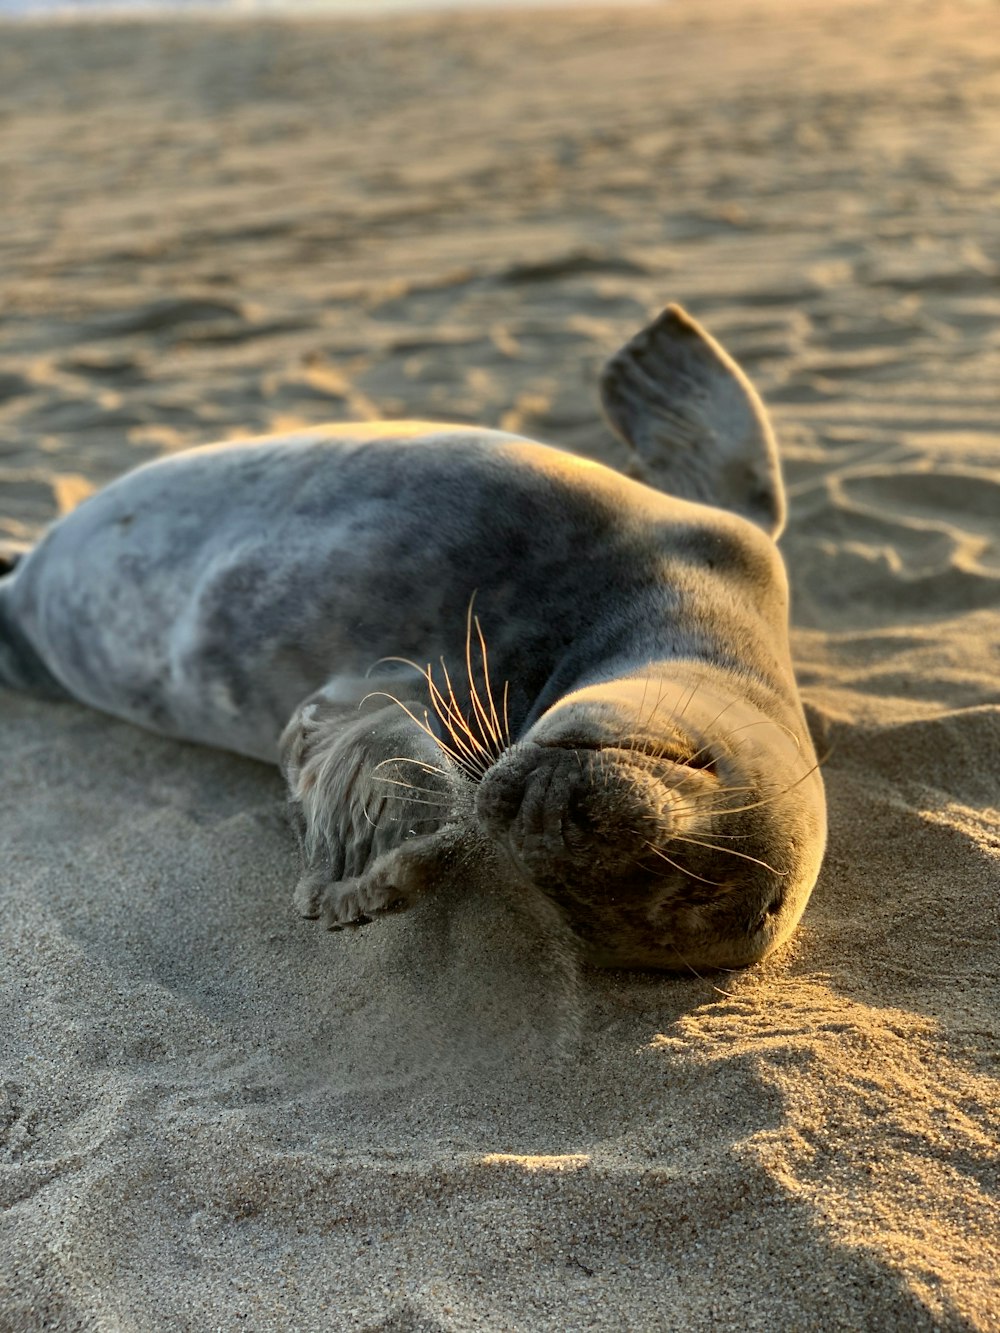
475,742,661,882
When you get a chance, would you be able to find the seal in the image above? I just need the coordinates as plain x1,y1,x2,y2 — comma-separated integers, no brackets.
0,305,826,970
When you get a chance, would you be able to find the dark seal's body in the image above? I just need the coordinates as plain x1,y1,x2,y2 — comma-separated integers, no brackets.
0,307,826,970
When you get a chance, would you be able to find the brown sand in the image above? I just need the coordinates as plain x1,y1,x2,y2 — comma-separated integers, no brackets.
1,2,999,1328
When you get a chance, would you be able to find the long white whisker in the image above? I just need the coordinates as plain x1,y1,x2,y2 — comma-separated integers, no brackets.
644,842,726,887
473,612,504,755
665,940,738,998
372,755,451,779
692,763,822,818
379,813,446,826
666,833,786,877
436,655,491,768
722,717,802,751
465,599,501,754
635,814,754,839
360,690,466,770
370,775,451,799
426,663,490,778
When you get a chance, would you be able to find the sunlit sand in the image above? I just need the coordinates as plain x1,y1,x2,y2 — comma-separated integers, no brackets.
1,1,998,1327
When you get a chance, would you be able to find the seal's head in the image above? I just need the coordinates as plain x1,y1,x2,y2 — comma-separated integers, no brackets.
282,668,824,971
473,674,826,972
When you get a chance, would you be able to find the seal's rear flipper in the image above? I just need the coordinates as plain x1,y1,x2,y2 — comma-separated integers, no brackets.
600,304,786,538
0,540,31,577
0,572,70,698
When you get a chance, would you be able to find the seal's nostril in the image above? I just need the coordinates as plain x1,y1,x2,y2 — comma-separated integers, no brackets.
566,783,595,831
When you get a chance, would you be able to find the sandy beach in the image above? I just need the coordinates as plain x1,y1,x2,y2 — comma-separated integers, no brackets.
1,1,999,1327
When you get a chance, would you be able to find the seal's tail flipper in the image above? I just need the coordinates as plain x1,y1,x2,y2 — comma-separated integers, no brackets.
599,304,786,538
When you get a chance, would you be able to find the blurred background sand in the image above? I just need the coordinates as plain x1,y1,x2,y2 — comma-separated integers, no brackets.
1,1,998,1328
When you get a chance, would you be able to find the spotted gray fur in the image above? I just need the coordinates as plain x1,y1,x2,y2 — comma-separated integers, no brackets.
0,305,826,970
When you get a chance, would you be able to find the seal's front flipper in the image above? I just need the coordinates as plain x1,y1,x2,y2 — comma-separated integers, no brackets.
300,828,469,931
280,693,465,928
600,304,786,538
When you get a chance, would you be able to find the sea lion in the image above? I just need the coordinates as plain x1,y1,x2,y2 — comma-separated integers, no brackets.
0,305,826,970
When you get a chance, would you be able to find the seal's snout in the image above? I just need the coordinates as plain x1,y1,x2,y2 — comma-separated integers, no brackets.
475,741,667,886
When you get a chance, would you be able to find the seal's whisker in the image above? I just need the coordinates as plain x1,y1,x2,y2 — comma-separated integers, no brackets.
367,652,429,678
643,842,727,888
667,796,759,820
635,814,754,840
632,674,651,736
673,678,704,729
665,833,787,877
648,692,800,783
370,773,444,793
661,765,719,800
720,717,802,751
655,759,741,806
369,651,447,696
379,813,446,825
437,654,492,768
652,717,803,779
465,603,502,756
359,794,385,829
640,695,740,771
665,940,738,999
674,762,822,819
501,678,512,749
370,775,451,800
372,755,451,779
631,675,658,759
463,606,498,753
667,782,760,812
634,674,657,736
425,662,491,778
726,761,822,812
688,695,739,751
659,676,698,731
623,747,711,801
432,700,477,771
622,676,674,762
360,689,469,772
475,614,510,759
637,677,698,751
365,655,485,771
